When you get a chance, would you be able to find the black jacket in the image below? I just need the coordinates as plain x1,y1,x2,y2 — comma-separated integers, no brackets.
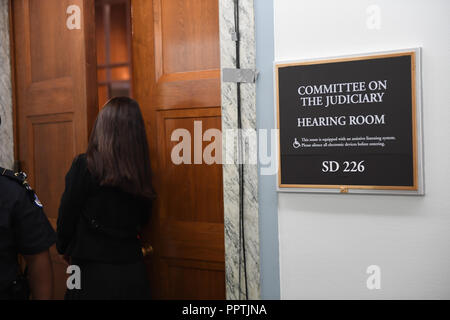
0,168,55,294
56,154,151,263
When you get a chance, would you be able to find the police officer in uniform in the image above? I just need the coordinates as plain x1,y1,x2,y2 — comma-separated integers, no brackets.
0,167,56,300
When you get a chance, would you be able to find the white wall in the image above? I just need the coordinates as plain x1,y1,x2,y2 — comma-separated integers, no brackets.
274,0,450,299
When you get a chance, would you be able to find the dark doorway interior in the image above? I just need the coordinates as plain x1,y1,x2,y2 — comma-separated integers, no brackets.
95,0,132,109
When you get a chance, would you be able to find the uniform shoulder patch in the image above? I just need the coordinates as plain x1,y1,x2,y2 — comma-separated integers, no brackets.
33,193,43,208
1,168,43,208
1,168,26,184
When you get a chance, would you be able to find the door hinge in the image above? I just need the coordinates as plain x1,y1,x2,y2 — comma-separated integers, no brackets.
222,68,259,84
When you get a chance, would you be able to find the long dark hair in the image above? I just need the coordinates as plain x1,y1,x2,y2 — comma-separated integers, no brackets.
86,97,155,199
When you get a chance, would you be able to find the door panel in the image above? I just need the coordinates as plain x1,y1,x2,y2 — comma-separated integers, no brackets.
11,0,97,299
165,259,225,299
131,0,225,299
155,0,220,75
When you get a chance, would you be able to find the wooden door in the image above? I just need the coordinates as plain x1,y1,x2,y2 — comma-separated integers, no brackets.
11,0,97,299
131,0,225,299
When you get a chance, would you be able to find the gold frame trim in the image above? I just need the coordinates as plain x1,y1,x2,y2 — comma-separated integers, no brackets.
275,51,419,191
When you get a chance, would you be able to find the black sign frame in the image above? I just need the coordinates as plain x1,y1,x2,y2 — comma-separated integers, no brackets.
275,49,424,194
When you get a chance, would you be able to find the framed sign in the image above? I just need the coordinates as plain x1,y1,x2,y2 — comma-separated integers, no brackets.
275,49,424,195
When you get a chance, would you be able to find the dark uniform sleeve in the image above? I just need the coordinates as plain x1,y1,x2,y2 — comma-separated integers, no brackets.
56,155,88,255
12,188,56,255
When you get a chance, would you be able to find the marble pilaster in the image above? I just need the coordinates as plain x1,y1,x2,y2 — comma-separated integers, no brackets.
219,0,260,300
0,0,13,170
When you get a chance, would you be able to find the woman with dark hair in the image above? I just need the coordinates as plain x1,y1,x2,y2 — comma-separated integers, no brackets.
56,97,155,300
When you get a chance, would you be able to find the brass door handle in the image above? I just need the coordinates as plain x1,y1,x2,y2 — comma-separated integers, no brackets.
142,244,154,257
